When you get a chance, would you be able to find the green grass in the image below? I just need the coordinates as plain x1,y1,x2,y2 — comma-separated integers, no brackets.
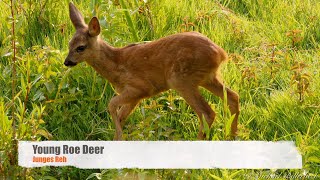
1,0,320,179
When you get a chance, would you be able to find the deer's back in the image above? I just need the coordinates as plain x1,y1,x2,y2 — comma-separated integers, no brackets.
115,32,227,95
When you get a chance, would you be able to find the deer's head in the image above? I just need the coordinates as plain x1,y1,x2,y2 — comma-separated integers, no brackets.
64,2,101,67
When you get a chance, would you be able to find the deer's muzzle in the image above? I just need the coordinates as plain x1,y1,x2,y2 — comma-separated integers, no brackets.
64,59,77,67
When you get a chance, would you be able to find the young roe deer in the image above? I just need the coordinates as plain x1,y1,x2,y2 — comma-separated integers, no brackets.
64,2,240,140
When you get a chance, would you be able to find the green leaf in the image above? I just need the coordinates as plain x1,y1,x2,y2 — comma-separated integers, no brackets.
32,90,44,101
226,114,235,137
209,173,223,180
44,82,56,94
202,115,210,140
36,129,53,140
86,173,102,180
37,64,44,73
305,145,319,152
307,156,320,163
2,52,12,57
31,74,43,86
21,74,26,97
230,170,244,178
68,87,76,94
42,176,58,180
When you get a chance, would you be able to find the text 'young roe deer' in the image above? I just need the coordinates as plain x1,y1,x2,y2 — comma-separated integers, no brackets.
64,2,240,140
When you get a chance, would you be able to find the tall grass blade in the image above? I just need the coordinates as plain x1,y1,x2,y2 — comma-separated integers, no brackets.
119,0,139,42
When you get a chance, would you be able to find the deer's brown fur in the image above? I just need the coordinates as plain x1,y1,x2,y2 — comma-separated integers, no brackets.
65,2,240,140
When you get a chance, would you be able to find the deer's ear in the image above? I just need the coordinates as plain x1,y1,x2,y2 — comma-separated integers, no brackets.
69,2,86,29
88,17,100,37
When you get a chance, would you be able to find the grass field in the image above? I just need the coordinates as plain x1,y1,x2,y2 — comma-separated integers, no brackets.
1,0,320,179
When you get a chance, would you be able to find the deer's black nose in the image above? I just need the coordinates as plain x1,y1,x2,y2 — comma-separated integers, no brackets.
64,59,77,67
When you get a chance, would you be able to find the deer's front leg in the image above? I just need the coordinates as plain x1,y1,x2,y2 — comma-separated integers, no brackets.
108,88,143,140
108,96,122,140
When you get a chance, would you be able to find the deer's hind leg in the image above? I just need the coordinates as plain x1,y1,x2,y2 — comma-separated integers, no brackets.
201,77,240,137
170,81,216,140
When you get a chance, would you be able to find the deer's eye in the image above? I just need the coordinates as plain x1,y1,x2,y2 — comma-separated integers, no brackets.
76,45,86,52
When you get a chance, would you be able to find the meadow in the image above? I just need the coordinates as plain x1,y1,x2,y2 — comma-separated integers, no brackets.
1,0,319,179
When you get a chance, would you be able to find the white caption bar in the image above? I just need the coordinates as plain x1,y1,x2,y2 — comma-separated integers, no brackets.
18,141,302,169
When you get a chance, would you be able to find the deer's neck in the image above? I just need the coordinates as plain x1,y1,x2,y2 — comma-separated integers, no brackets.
86,40,122,87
